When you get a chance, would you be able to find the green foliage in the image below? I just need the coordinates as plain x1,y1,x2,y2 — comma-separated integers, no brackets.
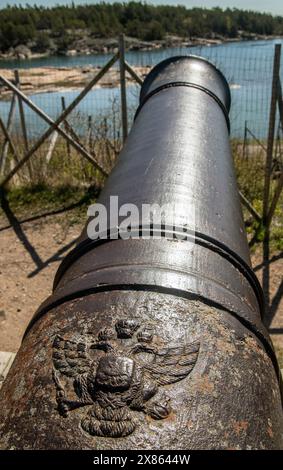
5,183,100,222
0,3,282,52
56,33,73,53
35,32,51,53
232,141,283,251
276,348,283,369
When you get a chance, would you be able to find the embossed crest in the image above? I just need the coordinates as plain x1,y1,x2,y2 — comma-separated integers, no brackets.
52,320,200,438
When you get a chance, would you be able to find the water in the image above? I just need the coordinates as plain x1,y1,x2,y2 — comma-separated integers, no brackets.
0,38,282,139
0,38,282,70
0,51,115,70
0,85,140,139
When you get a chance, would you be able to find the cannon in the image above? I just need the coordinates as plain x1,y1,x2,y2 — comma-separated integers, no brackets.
0,56,282,450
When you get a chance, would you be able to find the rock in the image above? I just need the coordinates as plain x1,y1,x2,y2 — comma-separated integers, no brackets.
7,47,15,56
66,49,77,56
14,45,32,59
103,38,119,48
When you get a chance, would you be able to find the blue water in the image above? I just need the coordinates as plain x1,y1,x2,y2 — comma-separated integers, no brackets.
0,38,282,139
0,86,138,139
0,38,282,70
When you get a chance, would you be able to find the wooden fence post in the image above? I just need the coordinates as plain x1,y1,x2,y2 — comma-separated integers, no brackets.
119,34,128,142
0,71,19,174
14,70,29,152
46,131,59,164
0,55,119,186
262,43,281,320
0,117,20,165
61,96,71,159
263,44,281,227
242,120,248,159
266,78,283,229
87,115,93,150
14,69,33,180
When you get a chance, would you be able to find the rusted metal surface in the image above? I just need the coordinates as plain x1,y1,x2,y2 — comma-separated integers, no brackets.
0,56,282,449
1,293,282,449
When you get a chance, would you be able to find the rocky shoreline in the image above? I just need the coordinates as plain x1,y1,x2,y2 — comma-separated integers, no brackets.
0,65,152,99
0,34,281,100
0,33,280,61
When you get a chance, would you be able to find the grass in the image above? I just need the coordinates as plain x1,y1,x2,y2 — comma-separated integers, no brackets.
276,348,283,370
0,183,101,230
232,140,283,252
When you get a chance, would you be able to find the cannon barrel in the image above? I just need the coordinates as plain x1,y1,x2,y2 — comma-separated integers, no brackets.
0,56,282,450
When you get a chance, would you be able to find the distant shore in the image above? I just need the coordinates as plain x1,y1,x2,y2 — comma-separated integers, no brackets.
0,35,281,100
0,34,281,62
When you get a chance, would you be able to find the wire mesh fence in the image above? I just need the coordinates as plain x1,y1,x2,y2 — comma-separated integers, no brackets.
125,39,283,230
1,41,282,133
0,38,282,219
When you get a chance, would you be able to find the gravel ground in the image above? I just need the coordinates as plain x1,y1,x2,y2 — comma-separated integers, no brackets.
0,209,282,367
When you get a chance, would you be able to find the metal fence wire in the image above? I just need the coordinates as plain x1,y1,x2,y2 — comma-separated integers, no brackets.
0,37,282,234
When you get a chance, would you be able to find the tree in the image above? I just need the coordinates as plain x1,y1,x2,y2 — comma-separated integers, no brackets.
0,3,282,52
36,32,51,52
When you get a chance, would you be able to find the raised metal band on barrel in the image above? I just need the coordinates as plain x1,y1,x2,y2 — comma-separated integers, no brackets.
134,81,231,132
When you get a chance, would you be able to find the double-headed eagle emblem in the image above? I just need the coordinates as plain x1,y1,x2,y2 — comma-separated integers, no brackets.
52,319,199,438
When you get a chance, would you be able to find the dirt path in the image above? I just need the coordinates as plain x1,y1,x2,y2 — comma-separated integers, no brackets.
0,209,282,367
0,214,81,352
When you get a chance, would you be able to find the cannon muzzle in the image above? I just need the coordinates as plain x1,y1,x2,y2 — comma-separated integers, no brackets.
0,56,282,450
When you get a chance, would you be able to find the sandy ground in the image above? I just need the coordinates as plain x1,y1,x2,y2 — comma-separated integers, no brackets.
0,65,151,99
0,212,80,352
0,207,282,365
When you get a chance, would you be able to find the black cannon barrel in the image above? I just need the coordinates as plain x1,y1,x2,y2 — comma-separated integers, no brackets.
0,56,282,450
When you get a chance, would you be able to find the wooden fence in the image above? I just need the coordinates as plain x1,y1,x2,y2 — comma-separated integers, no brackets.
0,36,282,322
